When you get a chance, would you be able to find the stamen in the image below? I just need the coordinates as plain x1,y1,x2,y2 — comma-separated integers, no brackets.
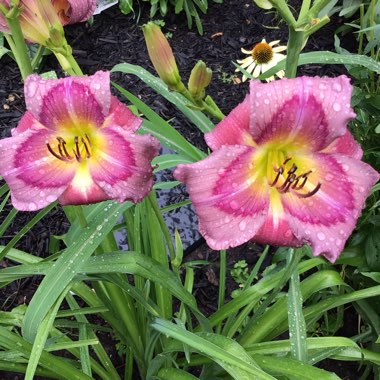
47,135,93,162
81,137,91,159
269,157,321,198
73,136,81,162
293,182,322,198
47,142,65,161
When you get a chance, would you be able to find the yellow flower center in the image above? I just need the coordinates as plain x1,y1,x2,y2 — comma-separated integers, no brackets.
46,120,105,164
252,42,274,64
254,141,321,199
47,134,93,162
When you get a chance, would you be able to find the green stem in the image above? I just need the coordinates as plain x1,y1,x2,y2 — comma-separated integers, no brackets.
202,98,225,121
216,250,227,334
298,0,311,21
270,0,297,27
369,0,375,94
285,28,306,78
179,85,225,121
66,52,84,76
5,17,32,80
31,45,46,71
54,51,83,76
358,4,364,55
218,250,227,310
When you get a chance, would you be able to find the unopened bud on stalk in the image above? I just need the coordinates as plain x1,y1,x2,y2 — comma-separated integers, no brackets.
142,22,183,90
188,60,212,101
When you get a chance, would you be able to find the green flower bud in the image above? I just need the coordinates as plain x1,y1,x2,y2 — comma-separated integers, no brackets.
188,60,212,101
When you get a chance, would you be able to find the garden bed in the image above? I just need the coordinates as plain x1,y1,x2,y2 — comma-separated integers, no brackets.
0,1,374,379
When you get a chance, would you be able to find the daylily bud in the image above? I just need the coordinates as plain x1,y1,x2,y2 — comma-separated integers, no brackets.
188,60,212,101
142,22,183,90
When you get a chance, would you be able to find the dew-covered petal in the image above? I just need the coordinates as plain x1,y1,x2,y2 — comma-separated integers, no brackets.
174,145,269,250
24,71,111,128
58,165,109,205
89,126,160,203
254,215,302,247
249,76,356,151
52,0,96,25
281,153,379,262
205,95,256,150
322,130,363,160
102,97,142,132
11,111,35,136
0,124,76,211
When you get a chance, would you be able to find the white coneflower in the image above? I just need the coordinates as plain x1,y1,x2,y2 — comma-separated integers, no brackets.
235,39,287,82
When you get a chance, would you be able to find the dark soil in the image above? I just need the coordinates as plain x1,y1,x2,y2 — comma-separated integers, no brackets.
0,0,364,379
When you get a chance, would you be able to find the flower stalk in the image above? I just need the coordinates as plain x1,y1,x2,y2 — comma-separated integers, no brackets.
1,4,32,80
285,28,305,78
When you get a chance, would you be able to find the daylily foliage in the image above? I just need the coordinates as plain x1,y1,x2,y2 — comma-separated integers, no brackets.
0,71,160,210
174,76,379,262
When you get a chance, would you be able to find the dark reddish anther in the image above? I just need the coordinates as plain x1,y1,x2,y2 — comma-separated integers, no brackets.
270,166,284,187
269,158,321,198
293,182,322,198
81,137,91,158
47,135,93,162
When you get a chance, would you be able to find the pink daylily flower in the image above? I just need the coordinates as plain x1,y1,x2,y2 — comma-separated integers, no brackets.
174,76,379,262
51,0,96,25
0,71,160,211
0,0,95,38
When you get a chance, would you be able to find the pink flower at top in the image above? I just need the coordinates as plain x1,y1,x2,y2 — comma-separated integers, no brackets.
0,71,160,210
51,0,96,25
0,0,63,45
0,0,95,40
174,76,379,262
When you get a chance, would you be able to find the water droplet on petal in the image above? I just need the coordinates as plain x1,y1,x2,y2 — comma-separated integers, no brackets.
230,200,239,210
239,220,246,231
317,232,326,241
333,83,342,92
333,103,341,112
29,202,37,211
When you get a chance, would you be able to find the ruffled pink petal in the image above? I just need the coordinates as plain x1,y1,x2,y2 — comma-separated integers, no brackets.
174,145,269,250
89,126,160,203
254,216,302,248
249,76,356,151
205,95,255,150
281,153,379,262
58,173,109,205
0,123,76,211
11,111,35,136
102,97,142,132
52,0,96,25
322,130,363,160
24,71,111,127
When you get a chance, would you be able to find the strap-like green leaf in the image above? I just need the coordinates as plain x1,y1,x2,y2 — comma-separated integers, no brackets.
22,201,132,342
